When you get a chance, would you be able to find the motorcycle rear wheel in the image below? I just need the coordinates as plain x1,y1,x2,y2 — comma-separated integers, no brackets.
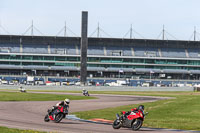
112,119,121,129
131,119,143,131
44,114,50,122
55,113,64,123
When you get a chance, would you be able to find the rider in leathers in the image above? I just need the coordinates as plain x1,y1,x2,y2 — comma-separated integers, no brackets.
55,98,70,114
82,89,88,95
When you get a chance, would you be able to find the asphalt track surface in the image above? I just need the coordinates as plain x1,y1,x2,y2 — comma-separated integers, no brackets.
0,92,197,133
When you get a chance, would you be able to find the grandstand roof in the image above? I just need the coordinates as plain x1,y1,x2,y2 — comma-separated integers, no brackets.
0,35,200,49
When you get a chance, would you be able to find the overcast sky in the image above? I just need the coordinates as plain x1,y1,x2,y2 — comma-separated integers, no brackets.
1,0,200,40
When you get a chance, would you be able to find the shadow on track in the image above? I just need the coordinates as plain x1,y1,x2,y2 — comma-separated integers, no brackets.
58,121,84,125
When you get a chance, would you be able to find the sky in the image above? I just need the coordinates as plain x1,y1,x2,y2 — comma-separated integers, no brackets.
1,0,200,40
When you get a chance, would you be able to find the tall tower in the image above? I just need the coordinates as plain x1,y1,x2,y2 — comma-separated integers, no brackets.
80,11,88,85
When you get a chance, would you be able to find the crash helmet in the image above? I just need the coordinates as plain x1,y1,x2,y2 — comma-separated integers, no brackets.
64,98,70,104
138,105,144,111
82,89,85,91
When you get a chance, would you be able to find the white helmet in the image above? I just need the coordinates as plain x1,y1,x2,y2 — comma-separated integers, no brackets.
83,89,85,91
64,98,70,104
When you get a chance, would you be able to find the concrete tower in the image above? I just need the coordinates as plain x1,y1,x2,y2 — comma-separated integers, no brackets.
80,11,88,85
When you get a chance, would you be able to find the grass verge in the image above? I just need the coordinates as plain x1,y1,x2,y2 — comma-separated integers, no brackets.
73,91,200,131
1,90,200,130
0,91,95,101
0,126,47,133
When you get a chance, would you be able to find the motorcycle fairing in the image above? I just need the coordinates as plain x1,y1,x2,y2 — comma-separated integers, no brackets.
122,111,126,115
49,115,54,120
54,109,61,115
127,111,144,121
49,108,62,120
59,106,64,112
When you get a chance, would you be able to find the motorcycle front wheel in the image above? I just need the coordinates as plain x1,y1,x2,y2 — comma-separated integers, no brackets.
131,119,143,131
44,114,50,122
55,113,64,123
112,119,121,129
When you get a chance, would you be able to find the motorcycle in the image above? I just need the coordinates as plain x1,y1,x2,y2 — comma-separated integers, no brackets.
19,87,26,93
112,107,148,131
20,89,26,93
82,91,90,96
44,106,68,123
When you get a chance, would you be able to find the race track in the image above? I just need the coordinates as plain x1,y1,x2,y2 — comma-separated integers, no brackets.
0,92,196,133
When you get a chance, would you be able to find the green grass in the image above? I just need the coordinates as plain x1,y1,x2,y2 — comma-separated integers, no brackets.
0,91,95,133
1,90,200,130
0,126,47,133
73,91,200,131
0,91,95,101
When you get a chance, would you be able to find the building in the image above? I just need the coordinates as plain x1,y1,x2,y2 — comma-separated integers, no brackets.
0,35,200,80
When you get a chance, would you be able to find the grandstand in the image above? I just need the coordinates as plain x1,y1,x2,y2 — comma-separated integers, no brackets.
0,34,200,80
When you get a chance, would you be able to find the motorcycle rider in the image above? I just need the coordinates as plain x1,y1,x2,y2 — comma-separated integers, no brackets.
131,105,144,112
55,98,70,114
82,89,88,96
138,105,144,111
129,105,145,115
125,105,145,116
18,86,26,92
137,105,145,114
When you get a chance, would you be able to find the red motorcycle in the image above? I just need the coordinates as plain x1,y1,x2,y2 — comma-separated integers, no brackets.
44,106,68,123
113,105,148,131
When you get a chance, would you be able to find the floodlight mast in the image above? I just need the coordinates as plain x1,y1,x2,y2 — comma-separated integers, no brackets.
97,22,100,38
64,21,67,37
162,25,165,40
194,26,196,41
31,20,33,36
130,24,133,39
